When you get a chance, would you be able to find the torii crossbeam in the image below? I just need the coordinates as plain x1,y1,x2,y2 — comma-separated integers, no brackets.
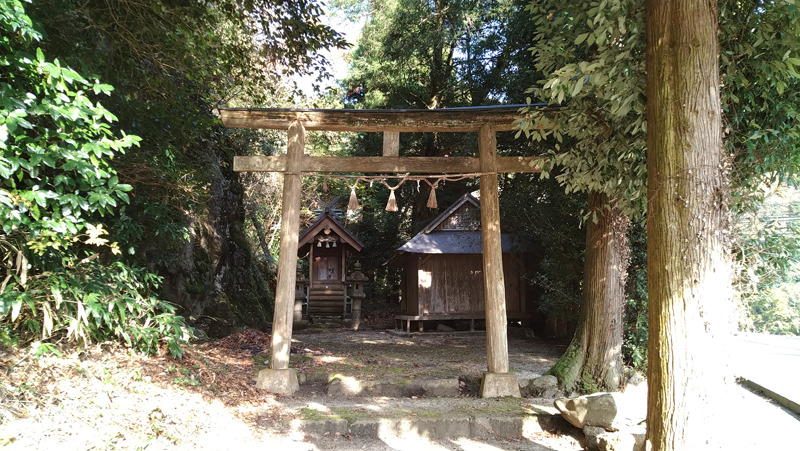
220,104,547,397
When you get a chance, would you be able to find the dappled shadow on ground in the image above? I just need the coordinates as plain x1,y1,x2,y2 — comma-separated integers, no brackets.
281,392,584,450
290,329,567,386
0,327,581,449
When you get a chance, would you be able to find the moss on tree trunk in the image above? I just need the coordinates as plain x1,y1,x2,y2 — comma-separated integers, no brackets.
547,191,630,393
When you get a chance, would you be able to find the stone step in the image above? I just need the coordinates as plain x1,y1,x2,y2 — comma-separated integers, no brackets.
309,287,344,294
278,379,579,442
307,300,345,307
289,413,573,441
308,300,345,306
308,295,346,301
307,307,345,313
327,377,460,398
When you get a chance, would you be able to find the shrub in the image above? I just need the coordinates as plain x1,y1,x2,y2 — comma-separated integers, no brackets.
0,0,190,357
0,253,191,357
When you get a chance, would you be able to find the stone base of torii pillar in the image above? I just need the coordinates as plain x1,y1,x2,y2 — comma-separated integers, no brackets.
480,372,521,398
255,368,299,396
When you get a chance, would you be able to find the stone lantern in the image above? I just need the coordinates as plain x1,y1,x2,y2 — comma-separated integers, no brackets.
346,261,368,329
294,271,308,322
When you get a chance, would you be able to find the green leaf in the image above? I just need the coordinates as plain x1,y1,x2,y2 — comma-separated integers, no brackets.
572,76,586,97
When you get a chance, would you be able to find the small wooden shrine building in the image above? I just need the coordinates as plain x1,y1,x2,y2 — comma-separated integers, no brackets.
297,207,364,317
389,193,534,332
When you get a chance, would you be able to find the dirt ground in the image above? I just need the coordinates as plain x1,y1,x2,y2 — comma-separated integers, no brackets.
3,322,797,450
0,324,583,450
290,326,566,387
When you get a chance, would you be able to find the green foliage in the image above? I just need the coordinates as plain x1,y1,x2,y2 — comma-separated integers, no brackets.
734,186,800,335
1,0,190,356
622,221,647,370
718,0,800,333
520,0,646,218
345,0,467,108
720,5,800,335
500,174,585,327
221,0,348,77
747,279,800,335
0,259,191,357
720,1,800,201
520,0,800,214
344,0,528,108
17,0,346,335
1,0,138,253
522,0,800,358
334,0,545,287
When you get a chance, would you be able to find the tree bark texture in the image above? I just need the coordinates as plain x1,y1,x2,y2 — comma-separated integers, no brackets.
645,1,731,449
547,191,630,392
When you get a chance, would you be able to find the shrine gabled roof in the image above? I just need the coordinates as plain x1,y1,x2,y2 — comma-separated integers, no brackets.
386,193,535,265
422,192,480,233
297,211,364,256
395,231,534,255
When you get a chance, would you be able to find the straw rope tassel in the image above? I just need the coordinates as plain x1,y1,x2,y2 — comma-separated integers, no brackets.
425,179,438,209
386,189,397,212
348,188,359,211
346,179,360,212
382,179,404,212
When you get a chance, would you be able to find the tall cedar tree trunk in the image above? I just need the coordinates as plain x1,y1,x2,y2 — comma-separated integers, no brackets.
645,1,732,449
411,0,457,231
547,191,630,392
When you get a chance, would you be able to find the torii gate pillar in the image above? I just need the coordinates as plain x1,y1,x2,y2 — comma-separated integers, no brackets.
478,125,520,398
254,121,304,395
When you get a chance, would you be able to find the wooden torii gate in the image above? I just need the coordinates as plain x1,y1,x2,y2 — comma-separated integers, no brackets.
220,105,545,397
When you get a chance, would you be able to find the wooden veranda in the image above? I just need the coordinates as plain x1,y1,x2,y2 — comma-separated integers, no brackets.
220,104,547,397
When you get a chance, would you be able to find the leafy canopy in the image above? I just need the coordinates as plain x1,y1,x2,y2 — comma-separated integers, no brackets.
522,0,800,339
519,0,646,218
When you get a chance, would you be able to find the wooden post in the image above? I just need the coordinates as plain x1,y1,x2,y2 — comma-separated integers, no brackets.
478,125,519,397
308,241,314,285
383,131,400,156
269,120,305,371
341,247,346,283
341,248,347,316
478,125,509,374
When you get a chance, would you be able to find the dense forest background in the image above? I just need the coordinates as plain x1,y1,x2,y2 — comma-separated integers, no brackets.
2,0,799,370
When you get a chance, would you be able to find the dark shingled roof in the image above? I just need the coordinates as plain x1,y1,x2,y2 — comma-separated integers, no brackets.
386,193,536,265
396,231,534,254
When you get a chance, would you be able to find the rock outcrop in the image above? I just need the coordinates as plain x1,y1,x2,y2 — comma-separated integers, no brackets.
554,375,648,451
527,375,559,398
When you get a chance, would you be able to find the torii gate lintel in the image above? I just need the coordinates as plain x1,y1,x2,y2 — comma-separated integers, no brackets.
221,105,546,398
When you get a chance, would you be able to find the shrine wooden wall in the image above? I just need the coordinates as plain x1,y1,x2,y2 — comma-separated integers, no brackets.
400,254,526,317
